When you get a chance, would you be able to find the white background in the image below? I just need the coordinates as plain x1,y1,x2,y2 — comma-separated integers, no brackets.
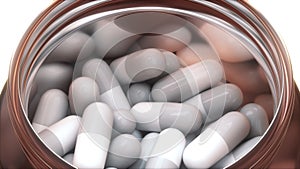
0,1,299,93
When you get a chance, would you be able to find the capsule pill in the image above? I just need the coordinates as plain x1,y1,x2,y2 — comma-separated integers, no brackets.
184,83,243,123
240,103,269,139
73,102,113,168
138,26,192,52
38,115,81,157
131,102,202,135
110,48,166,84
46,31,95,63
92,20,139,58
183,111,250,168
32,89,68,133
151,60,223,102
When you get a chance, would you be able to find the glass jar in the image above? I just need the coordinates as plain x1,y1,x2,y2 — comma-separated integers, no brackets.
1,0,299,168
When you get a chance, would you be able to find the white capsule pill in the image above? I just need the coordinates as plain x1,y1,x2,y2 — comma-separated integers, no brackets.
110,48,166,84
46,31,95,63
112,110,136,138
240,103,269,139
145,128,186,169
151,60,223,102
82,58,130,111
183,111,250,169
63,153,74,164
213,136,261,168
131,102,202,135
184,83,243,123
92,21,139,58
176,43,218,66
32,89,68,133
127,83,151,106
129,133,159,169
39,115,81,157
68,77,99,116
200,23,253,63
139,26,192,52
106,134,141,168
73,102,113,168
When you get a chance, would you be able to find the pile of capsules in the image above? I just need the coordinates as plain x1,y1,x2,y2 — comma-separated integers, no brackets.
28,13,273,169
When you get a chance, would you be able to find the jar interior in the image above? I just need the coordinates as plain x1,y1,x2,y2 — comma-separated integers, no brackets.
23,6,277,168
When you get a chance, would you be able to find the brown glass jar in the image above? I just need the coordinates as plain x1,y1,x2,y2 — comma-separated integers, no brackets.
1,0,299,168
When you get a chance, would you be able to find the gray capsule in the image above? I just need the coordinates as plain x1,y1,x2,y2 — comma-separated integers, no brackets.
73,102,113,168
32,89,68,133
145,128,186,169
129,133,159,169
38,116,81,157
110,48,166,84
82,58,131,111
184,83,243,123
131,102,202,135
151,60,223,102
183,112,250,168
34,63,73,93
127,83,151,106
92,21,139,58
68,77,99,116
213,136,261,168
138,26,192,52
46,31,95,63
112,110,136,138
106,134,141,168
240,103,269,139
